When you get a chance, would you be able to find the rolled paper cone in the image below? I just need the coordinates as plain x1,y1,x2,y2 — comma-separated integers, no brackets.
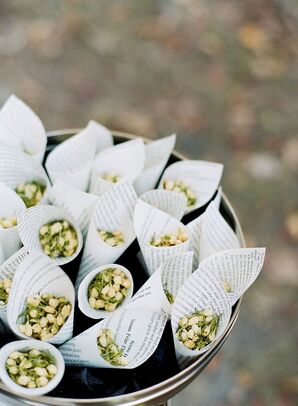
199,201,240,262
47,179,98,238
139,189,187,221
0,146,51,202
76,181,137,288
89,138,145,195
45,122,98,191
127,252,193,315
133,134,176,196
213,186,222,208
17,204,83,266
87,120,113,154
199,247,266,306
186,213,203,270
59,306,168,369
0,247,28,326
0,182,26,260
171,267,231,368
0,95,47,163
158,160,223,214
78,264,134,319
134,200,190,275
0,244,4,265
7,252,75,345
0,339,65,396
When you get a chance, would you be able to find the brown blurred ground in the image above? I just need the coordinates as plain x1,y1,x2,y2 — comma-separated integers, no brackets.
0,1,297,405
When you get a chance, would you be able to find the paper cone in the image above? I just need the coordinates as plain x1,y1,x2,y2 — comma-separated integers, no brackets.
86,120,113,154
199,247,266,305
0,146,51,202
171,267,231,367
7,252,75,345
45,122,97,191
47,179,98,238
199,201,240,262
59,306,167,369
89,138,145,195
78,264,134,319
0,95,47,163
76,181,137,287
133,134,176,196
158,160,223,214
0,183,26,260
139,189,187,220
127,252,193,315
17,204,83,266
0,248,28,327
0,339,65,396
134,200,190,275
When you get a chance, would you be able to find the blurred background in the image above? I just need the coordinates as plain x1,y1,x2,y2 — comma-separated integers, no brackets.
0,0,297,405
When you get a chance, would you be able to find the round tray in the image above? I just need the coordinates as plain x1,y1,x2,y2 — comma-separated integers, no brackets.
0,130,245,406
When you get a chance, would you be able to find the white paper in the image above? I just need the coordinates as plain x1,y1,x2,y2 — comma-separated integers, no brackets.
89,138,145,196
0,248,28,326
17,204,83,266
0,95,47,163
7,252,75,345
199,201,240,262
213,186,222,208
87,120,113,154
59,306,167,369
186,194,222,270
76,181,138,288
46,179,98,238
134,200,190,275
139,189,187,221
127,252,193,315
78,264,134,319
0,244,4,265
0,146,51,199
0,182,26,260
171,266,231,367
45,122,98,191
158,160,223,213
199,247,266,305
133,134,176,196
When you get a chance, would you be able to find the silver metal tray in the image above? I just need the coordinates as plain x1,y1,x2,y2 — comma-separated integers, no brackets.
0,130,245,406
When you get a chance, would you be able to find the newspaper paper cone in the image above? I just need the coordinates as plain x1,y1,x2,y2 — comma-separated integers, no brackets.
0,183,26,260
186,193,222,270
0,248,28,326
0,95,47,163
78,264,134,319
127,252,193,315
158,160,223,214
7,252,75,345
86,120,113,154
45,122,97,191
200,248,266,305
139,189,187,221
0,146,50,202
17,204,83,266
199,201,240,262
89,138,145,196
59,306,167,369
47,179,98,238
76,181,137,287
171,267,231,368
134,134,176,196
134,200,190,275
0,339,65,396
